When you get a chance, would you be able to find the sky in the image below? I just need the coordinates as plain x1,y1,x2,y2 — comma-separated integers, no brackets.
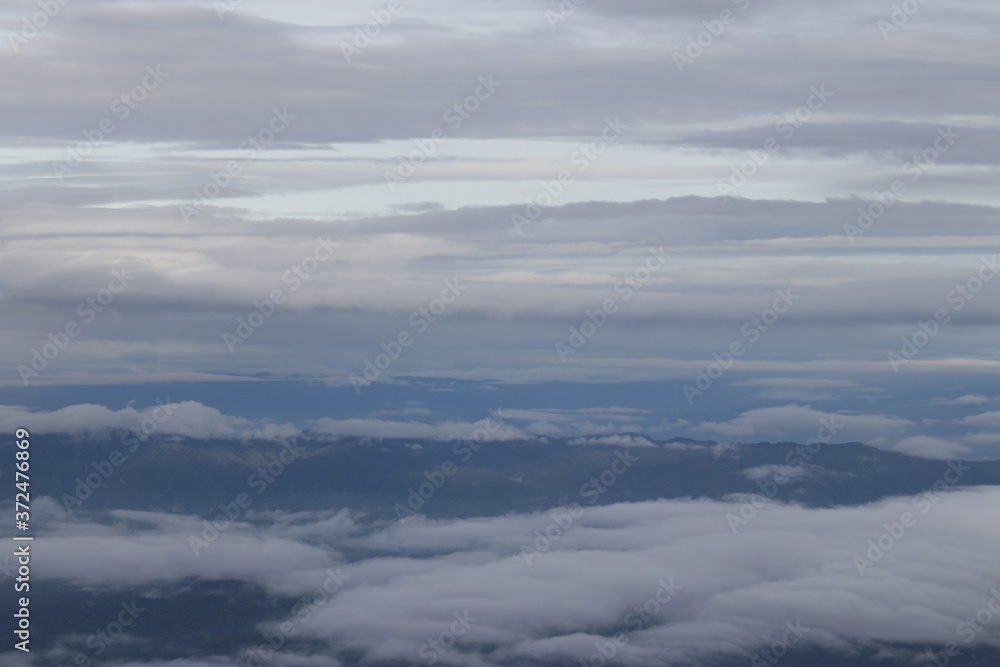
3,3,1000,667
2,0,1000,458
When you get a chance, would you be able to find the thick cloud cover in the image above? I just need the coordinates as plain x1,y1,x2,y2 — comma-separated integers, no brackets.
3,3,998,666
1,0,998,409
17,488,1000,666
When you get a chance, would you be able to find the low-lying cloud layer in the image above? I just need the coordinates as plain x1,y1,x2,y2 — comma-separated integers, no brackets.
4,398,1000,459
16,488,1000,666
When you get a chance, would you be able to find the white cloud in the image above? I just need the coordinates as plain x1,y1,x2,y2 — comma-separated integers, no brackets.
33,508,339,589
733,378,859,388
31,488,1000,666
936,394,993,406
306,417,526,441
568,435,656,447
893,436,972,460
0,401,299,441
743,464,810,482
958,411,1000,429
689,404,911,442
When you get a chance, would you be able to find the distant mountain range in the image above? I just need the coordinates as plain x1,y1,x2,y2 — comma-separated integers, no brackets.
29,433,1000,519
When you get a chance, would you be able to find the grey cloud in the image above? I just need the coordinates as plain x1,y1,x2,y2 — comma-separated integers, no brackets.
689,404,912,442
30,488,1000,666
893,436,972,460
3,1,999,147
0,401,299,440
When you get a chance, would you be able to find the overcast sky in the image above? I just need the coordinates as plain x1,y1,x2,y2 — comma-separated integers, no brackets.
2,0,1000,458
3,4,1000,666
